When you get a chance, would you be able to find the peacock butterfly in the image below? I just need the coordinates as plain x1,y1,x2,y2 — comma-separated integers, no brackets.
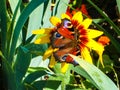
50,19,80,65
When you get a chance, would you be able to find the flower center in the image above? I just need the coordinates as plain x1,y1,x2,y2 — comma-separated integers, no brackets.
50,18,89,65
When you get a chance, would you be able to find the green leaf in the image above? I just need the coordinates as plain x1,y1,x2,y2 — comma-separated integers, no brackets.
66,84,82,90
53,63,71,84
72,64,98,88
92,19,105,24
28,67,48,73
103,54,113,66
45,75,62,89
25,43,48,57
0,0,7,55
41,0,53,27
9,0,20,14
24,83,36,90
70,55,118,90
43,73,62,90
44,80,61,90
23,70,47,84
25,35,35,44
2,54,16,90
31,80,47,90
41,0,50,25
22,18,29,45
13,46,31,89
116,0,120,14
45,63,72,90
52,0,69,17
9,0,48,64
7,0,22,55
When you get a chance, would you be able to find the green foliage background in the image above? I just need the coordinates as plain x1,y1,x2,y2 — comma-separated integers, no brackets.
0,0,120,90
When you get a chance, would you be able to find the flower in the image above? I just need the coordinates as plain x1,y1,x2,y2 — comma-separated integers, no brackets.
66,4,90,18
32,11,104,73
98,36,110,46
80,4,91,18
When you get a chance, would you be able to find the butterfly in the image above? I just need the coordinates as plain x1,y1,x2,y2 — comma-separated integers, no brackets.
50,19,80,65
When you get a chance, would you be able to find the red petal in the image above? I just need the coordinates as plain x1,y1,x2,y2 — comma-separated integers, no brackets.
58,27,74,39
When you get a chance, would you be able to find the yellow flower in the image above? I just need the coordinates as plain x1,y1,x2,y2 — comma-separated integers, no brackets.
32,12,104,73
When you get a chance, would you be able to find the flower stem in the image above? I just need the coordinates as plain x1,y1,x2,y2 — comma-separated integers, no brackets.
61,79,66,90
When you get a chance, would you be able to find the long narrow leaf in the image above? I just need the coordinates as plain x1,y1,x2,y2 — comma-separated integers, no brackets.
44,80,61,90
9,0,47,64
23,70,47,84
0,0,7,56
70,55,118,90
1,51,16,90
7,0,22,57
53,0,69,17
13,46,31,89
31,80,47,90
116,0,120,14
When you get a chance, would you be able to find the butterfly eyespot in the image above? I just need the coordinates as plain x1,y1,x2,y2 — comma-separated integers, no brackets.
54,32,63,39
60,54,68,62
63,19,73,28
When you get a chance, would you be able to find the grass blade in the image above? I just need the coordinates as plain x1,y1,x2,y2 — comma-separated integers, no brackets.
7,0,22,57
0,0,7,55
9,0,47,64
116,0,120,14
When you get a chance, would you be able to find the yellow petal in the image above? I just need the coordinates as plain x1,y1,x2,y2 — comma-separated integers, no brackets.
96,44,104,67
49,54,57,68
43,46,54,60
81,47,93,64
34,35,50,44
72,12,83,24
86,39,104,66
32,28,53,35
61,13,70,20
53,48,59,52
87,29,103,38
61,62,69,74
50,16,61,26
86,39,104,51
81,18,92,29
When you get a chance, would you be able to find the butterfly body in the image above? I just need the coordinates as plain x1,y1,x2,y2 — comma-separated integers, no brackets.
50,19,80,65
